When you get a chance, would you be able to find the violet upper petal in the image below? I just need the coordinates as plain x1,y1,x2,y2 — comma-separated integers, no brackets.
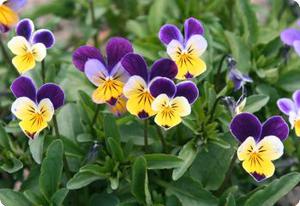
175,81,199,104
261,116,289,141
293,90,300,109
106,37,133,71
277,98,295,115
230,112,262,142
158,24,183,45
32,29,55,48
72,46,104,72
149,77,176,98
10,76,37,101
293,40,300,56
280,28,300,46
149,58,178,80
6,0,26,10
121,53,148,81
16,18,34,40
184,17,204,41
37,83,64,109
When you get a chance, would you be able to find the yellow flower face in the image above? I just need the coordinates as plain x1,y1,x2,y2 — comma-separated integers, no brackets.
123,76,156,119
152,94,191,129
0,4,18,27
11,97,54,139
167,35,207,80
237,136,284,181
8,36,47,74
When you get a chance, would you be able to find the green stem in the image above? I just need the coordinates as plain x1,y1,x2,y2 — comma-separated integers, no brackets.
208,96,224,122
215,54,228,85
156,126,167,153
41,59,46,83
53,114,60,137
89,0,99,48
144,119,148,152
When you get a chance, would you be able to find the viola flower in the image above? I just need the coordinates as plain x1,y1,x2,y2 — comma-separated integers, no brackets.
149,77,199,129
159,17,207,79
7,18,55,74
108,95,127,117
121,53,178,119
230,113,289,182
0,0,26,33
72,37,133,106
10,76,64,139
277,90,300,136
223,95,247,116
280,23,300,56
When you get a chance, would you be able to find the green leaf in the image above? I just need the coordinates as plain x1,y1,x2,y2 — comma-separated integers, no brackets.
1,157,23,173
23,190,48,206
144,154,183,170
164,177,218,206
89,193,119,206
67,172,105,190
172,140,198,180
0,124,10,149
244,95,270,113
245,172,300,206
148,0,168,32
29,135,45,164
224,31,251,73
278,71,300,92
51,188,69,206
107,137,125,162
190,133,236,190
104,114,120,142
39,140,64,200
131,156,152,205
0,189,31,206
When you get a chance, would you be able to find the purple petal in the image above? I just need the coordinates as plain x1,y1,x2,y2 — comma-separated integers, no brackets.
158,24,183,45
0,24,9,33
16,19,34,40
10,76,36,101
230,112,262,142
37,84,64,109
6,0,26,10
149,77,176,98
277,98,295,115
106,37,133,71
293,90,300,109
72,46,104,72
175,81,199,104
251,172,266,182
280,28,300,46
261,116,289,141
149,58,178,80
32,29,55,48
184,17,204,41
293,40,300,56
121,53,148,81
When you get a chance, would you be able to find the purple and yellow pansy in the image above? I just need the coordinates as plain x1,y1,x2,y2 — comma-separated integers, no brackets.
159,17,208,80
7,18,55,74
72,37,133,110
10,76,64,139
230,113,289,181
277,90,300,137
0,0,26,32
121,53,178,119
149,77,199,129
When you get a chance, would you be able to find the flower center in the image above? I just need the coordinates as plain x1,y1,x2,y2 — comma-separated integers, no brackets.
247,145,266,167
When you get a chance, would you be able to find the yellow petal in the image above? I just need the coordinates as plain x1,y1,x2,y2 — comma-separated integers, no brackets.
126,93,155,119
295,119,300,137
152,94,170,112
170,97,191,116
154,110,182,130
12,54,36,74
242,157,275,180
237,137,256,161
8,36,30,55
32,43,47,61
38,98,54,122
123,76,147,99
0,5,18,26
11,97,37,121
109,96,127,116
175,55,206,80
256,135,284,161
19,119,47,139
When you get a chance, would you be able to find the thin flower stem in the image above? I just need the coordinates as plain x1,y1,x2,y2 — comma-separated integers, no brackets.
156,126,167,153
215,54,229,85
53,114,60,137
89,0,99,48
41,59,46,83
144,119,148,152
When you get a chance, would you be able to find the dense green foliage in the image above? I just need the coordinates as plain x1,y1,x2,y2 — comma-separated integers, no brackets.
1,0,300,205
